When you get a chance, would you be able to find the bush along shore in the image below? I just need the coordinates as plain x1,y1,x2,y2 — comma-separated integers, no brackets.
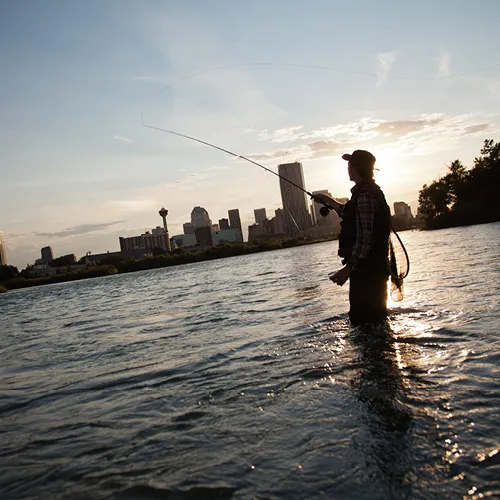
0,236,336,292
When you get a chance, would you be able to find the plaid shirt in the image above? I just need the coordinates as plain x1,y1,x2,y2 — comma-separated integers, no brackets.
338,186,378,263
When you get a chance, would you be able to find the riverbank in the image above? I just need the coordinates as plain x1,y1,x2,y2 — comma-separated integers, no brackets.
0,236,337,292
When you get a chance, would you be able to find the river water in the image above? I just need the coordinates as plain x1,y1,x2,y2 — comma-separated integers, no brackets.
1,222,499,500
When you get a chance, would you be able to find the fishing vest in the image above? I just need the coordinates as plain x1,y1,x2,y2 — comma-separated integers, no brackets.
338,181,391,264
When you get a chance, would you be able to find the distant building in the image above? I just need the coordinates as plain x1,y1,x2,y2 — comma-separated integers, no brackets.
61,254,77,265
85,251,123,265
311,190,341,234
248,219,276,243
119,229,171,254
191,206,212,228
278,162,312,235
254,208,267,223
172,234,197,248
183,222,196,235
273,208,286,234
195,226,213,247
219,218,230,230
212,224,220,232
212,228,242,245
41,246,53,264
228,209,241,229
0,232,6,266
228,209,244,242
394,202,413,220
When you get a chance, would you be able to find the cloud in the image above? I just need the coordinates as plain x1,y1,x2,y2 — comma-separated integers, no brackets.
462,123,489,135
35,221,126,238
376,51,397,86
247,113,495,162
436,49,452,78
258,126,304,143
113,135,133,143
105,199,158,212
203,165,230,172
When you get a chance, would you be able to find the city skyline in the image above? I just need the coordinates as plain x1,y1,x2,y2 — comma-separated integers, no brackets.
2,1,499,268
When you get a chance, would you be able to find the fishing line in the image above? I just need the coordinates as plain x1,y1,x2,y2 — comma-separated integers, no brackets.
141,122,317,200
140,60,500,114
142,57,475,293
142,121,317,237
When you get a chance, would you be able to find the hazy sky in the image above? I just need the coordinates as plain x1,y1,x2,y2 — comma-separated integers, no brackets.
1,0,499,268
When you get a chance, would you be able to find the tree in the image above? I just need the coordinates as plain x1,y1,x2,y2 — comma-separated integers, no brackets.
418,139,500,229
443,160,469,204
0,265,19,281
151,247,166,256
418,179,452,227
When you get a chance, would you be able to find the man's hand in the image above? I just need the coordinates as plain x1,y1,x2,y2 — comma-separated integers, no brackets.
329,266,351,286
311,193,333,206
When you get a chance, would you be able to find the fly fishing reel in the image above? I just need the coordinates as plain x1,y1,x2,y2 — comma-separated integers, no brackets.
319,206,331,217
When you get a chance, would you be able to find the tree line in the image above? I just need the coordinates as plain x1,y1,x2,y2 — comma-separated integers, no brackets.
0,236,335,292
1,141,498,292
418,139,500,229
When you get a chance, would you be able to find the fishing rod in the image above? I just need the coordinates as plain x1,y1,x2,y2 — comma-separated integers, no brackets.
142,120,410,290
141,121,332,211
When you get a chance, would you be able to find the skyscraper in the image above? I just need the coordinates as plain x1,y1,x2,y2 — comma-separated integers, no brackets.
0,232,6,266
254,208,267,223
219,218,230,230
394,202,413,219
41,246,54,264
278,162,312,235
228,209,243,242
191,206,212,228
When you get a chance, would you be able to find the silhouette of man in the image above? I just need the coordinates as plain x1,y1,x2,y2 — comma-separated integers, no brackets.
313,150,391,326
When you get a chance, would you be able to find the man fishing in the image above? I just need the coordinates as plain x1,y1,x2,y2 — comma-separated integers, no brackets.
312,150,391,326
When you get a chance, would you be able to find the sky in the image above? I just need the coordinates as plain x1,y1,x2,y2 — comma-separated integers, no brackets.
1,0,499,269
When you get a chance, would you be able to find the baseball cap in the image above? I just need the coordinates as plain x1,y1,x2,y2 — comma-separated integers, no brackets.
342,150,376,167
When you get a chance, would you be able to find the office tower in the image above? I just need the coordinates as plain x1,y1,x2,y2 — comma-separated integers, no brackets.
195,226,213,246
228,209,243,242
254,208,267,223
228,209,241,229
274,208,286,234
277,162,312,234
219,218,230,230
0,232,6,266
191,206,212,228
41,246,54,264
394,202,413,219
183,222,196,235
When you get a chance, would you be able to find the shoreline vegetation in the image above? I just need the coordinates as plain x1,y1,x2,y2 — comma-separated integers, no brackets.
0,236,338,293
418,139,499,229
1,139,498,294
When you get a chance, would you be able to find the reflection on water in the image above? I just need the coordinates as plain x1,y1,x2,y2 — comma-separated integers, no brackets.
350,324,414,496
0,222,499,499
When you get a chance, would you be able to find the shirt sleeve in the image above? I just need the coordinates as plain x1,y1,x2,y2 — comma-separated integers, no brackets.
335,202,345,219
351,191,378,261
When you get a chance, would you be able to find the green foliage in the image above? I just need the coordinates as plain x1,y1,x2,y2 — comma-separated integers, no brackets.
418,139,500,229
0,285,7,293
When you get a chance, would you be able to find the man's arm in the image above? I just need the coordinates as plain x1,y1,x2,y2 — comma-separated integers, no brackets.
311,193,345,217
